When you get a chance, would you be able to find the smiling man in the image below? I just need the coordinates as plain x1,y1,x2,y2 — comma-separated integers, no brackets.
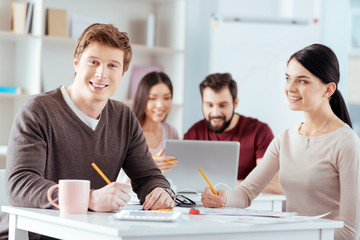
184,73,282,194
2,23,174,240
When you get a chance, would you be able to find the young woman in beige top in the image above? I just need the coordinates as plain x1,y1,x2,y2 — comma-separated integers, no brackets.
201,44,360,240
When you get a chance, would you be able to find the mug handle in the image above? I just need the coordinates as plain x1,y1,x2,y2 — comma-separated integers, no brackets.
47,184,60,209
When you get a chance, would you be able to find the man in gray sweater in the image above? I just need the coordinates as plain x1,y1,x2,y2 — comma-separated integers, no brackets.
1,23,175,239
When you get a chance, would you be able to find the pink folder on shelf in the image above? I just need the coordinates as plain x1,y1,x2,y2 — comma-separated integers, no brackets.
129,65,163,99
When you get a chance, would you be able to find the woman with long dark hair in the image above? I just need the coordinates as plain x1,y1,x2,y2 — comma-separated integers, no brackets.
201,44,360,240
117,71,179,183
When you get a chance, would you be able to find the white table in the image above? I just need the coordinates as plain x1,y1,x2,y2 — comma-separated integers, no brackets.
182,193,286,212
2,205,343,240
248,193,286,211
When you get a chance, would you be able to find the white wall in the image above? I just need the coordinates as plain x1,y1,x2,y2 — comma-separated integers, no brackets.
209,19,320,135
321,0,350,99
184,0,218,132
184,0,350,136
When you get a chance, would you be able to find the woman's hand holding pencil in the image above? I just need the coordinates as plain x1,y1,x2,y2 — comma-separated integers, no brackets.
201,187,227,208
199,167,227,208
152,148,178,173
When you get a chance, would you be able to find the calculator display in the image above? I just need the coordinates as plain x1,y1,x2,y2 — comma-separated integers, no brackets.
113,210,181,222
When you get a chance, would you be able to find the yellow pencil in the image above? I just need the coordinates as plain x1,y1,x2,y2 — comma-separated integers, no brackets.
92,163,111,185
149,209,173,211
198,167,224,205
152,154,174,164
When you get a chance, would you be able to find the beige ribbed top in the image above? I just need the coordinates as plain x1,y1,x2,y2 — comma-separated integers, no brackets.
226,124,360,240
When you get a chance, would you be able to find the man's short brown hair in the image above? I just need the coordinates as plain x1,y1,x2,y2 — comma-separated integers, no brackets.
199,73,238,102
74,23,132,72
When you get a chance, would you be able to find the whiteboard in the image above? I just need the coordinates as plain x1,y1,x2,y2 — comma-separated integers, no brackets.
209,18,321,135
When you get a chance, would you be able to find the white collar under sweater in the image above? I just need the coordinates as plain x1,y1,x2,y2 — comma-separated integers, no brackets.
60,86,100,131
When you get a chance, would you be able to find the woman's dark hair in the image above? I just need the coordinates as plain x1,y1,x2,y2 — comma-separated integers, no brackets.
288,43,352,128
132,71,173,124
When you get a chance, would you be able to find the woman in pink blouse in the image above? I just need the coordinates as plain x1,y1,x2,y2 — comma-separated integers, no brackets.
117,72,179,183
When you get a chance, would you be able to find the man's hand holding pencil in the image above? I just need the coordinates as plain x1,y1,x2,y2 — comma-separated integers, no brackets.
90,163,175,212
89,182,132,212
89,163,132,212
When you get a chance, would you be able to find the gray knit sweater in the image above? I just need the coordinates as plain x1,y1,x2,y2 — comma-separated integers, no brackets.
0,88,170,239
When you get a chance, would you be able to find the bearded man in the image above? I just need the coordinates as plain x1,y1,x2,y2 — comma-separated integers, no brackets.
184,73,282,194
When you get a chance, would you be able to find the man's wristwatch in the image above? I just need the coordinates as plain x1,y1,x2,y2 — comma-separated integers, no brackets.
163,187,176,201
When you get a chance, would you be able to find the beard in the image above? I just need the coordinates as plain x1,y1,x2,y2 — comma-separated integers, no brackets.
205,112,235,133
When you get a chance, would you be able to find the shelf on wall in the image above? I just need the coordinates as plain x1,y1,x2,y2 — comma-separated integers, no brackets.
114,98,183,107
0,30,40,41
132,44,185,54
42,36,184,54
0,0,187,142
43,35,75,43
0,92,28,99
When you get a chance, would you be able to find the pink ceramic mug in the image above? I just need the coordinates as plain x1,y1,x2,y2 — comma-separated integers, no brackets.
47,179,90,214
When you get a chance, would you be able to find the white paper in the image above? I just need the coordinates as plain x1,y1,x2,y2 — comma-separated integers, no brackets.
196,207,297,218
234,212,331,224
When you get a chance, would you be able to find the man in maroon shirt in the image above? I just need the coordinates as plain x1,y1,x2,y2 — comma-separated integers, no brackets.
184,73,282,194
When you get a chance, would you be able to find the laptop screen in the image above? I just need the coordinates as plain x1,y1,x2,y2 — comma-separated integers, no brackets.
164,140,240,193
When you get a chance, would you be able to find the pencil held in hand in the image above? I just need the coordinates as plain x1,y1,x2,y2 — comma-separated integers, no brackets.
150,209,173,211
92,163,111,184
152,154,174,164
199,167,224,205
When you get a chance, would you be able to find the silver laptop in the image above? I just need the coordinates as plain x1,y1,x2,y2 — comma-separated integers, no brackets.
164,140,240,193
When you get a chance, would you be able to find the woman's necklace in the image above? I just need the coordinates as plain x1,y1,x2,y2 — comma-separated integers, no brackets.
304,115,334,151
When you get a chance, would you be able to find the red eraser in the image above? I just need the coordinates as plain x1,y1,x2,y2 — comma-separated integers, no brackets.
189,208,200,215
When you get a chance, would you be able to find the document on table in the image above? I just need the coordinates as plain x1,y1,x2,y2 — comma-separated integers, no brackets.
195,208,330,224
196,207,297,218
234,212,331,224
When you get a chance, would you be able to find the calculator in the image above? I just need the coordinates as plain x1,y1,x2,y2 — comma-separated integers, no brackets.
112,210,181,222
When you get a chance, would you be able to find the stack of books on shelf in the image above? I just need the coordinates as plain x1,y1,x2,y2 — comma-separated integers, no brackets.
10,1,33,34
46,8,68,38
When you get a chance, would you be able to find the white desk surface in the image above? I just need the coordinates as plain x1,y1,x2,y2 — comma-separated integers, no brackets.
181,193,285,202
253,193,286,201
2,205,343,240
182,193,286,212
249,193,286,211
